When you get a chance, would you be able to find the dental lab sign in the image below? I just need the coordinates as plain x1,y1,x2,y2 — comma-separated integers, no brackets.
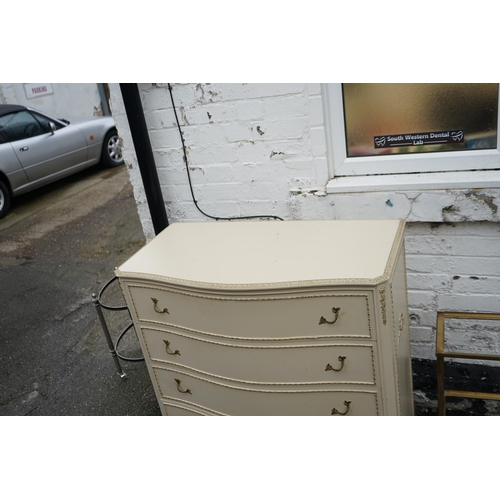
374,130,464,148
23,83,54,99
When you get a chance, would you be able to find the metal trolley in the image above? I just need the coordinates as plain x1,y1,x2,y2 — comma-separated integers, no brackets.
92,274,144,380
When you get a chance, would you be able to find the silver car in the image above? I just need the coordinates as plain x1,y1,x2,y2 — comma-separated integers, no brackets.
0,104,123,218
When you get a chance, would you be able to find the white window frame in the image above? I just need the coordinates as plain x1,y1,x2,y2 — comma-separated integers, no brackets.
323,84,500,192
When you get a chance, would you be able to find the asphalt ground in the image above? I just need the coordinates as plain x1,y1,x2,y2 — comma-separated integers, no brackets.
0,162,161,416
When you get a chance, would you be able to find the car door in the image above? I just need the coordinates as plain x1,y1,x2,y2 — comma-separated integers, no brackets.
0,110,88,183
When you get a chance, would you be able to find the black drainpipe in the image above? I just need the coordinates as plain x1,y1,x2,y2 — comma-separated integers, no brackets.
119,83,169,235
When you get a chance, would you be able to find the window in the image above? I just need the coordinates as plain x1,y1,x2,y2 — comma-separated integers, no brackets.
0,110,46,142
344,84,497,158
30,111,65,132
323,84,500,181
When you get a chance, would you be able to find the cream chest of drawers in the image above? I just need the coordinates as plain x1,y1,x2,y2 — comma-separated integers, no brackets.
116,219,413,416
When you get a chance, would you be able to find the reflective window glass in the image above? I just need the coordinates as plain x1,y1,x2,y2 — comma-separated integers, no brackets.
31,111,65,132
343,84,499,157
0,111,46,142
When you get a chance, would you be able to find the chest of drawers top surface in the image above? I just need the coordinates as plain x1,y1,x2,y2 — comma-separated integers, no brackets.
116,219,405,290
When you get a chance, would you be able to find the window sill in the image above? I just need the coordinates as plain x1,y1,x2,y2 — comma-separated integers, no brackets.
326,170,500,194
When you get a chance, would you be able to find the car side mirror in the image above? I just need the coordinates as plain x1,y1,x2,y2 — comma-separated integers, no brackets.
49,122,56,135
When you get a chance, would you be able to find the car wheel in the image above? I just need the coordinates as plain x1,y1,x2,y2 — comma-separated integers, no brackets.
101,129,124,166
0,179,11,219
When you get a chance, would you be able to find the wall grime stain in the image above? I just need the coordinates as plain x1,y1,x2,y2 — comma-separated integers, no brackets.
180,106,190,126
270,151,285,158
465,191,499,215
409,313,420,324
430,222,455,229
195,84,218,104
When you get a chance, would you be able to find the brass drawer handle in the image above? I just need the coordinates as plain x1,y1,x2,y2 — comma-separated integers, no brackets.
174,378,192,394
331,400,351,416
319,307,340,325
164,340,181,356
325,356,346,372
151,297,169,314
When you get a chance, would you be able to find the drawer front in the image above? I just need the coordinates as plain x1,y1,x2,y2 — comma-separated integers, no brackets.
143,327,376,384
127,285,372,339
162,401,222,416
153,367,379,416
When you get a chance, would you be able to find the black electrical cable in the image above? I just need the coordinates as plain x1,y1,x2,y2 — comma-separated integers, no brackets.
167,83,283,221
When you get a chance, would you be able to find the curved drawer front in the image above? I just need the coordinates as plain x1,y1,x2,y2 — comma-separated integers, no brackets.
162,401,222,416
143,328,375,384
128,285,372,339
153,367,379,416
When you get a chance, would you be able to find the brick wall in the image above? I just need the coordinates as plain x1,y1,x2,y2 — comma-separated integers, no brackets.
405,221,500,360
109,83,500,370
109,83,328,238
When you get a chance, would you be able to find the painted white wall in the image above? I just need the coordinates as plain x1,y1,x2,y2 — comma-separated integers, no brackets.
108,83,328,239
0,83,103,118
108,83,500,362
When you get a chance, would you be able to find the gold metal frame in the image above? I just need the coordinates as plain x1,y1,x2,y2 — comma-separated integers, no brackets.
436,311,500,416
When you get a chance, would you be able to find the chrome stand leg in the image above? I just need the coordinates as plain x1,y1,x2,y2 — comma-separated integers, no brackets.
92,293,127,380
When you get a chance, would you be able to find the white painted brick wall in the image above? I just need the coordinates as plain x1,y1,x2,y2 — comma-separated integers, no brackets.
109,83,328,237
405,222,500,359
108,83,500,362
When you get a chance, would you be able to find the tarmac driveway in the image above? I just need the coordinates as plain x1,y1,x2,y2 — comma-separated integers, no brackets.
0,162,161,415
